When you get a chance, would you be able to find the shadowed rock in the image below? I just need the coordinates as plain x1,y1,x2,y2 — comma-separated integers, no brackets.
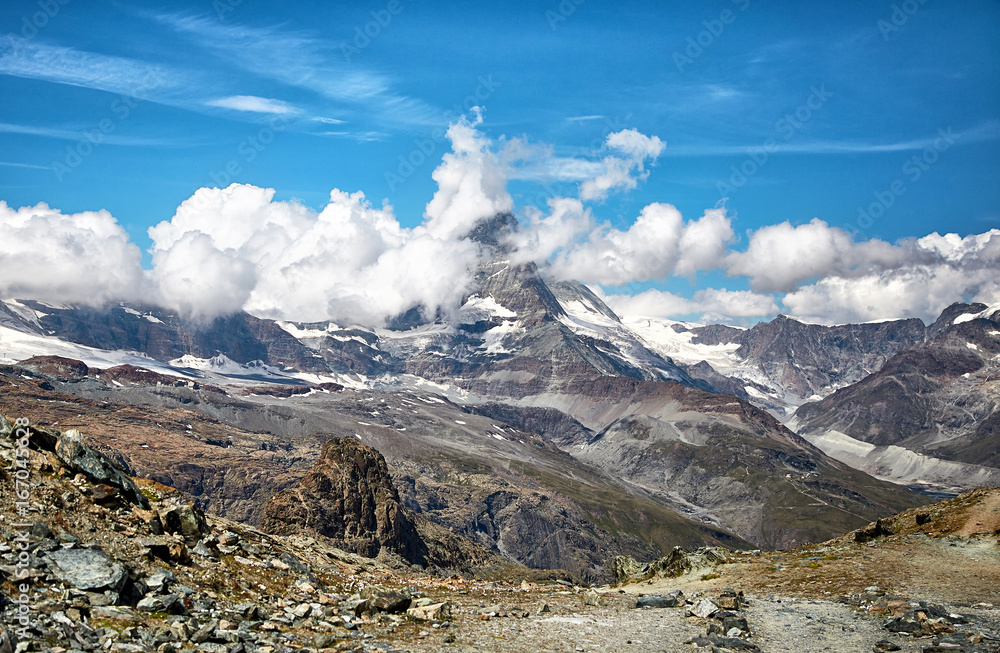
261,436,428,564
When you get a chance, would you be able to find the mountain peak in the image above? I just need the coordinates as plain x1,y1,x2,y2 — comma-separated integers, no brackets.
465,212,518,248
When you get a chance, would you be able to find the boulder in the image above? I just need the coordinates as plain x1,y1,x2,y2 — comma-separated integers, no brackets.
136,593,183,614
690,598,720,619
360,586,411,613
636,595,681,609
45,548,126,592
611,555,643,583
407,602,452,621
158,504,208,541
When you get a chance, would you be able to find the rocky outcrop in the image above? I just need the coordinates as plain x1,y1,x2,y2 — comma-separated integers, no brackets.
261,437,428,565
0,414,148,508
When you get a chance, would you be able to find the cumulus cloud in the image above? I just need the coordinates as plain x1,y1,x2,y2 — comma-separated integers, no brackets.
781,229,1000,324
602,287,780,323
147,185,480,324
2,115,996,330
725,218,908,292
423,113,513,240
522,204,733,286
0,201,144,306
579,129,664,201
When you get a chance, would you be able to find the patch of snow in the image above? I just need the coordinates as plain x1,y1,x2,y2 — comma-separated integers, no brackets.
491,433,506,441
122,307,142,317
454,420,466,425
954,303,1000,325
967,342,979,350
459,294,516,324
481,320,522,354
144,315,163,324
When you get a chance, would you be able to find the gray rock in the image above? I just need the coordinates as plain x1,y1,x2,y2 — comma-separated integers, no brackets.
690,598,720,619
192,541,215,558
145,569,176,592
158,505,207,541
45,548,126,592
359,586,410,613
53,429,149,508
407,602,451,621
636,596,681,609
136,593,182,614
190,619,219,644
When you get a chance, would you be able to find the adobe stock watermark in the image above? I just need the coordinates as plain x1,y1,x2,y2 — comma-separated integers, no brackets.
208,115,290,188
6,417,37,645
51,68,165,181
384,74,502,192
213,0,242,20
546,0,586,30
716,84,833,196
849,127,956,234
673,0,751,73
878,0,929,40
340,0,412,62
14,0,70,41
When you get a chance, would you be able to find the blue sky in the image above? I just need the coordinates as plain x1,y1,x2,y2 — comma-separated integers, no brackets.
1,0,998,325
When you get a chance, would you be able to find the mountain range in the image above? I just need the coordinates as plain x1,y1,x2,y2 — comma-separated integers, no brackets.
0,212,996,581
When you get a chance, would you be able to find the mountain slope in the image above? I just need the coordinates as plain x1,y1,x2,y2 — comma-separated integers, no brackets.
791,303,1000,491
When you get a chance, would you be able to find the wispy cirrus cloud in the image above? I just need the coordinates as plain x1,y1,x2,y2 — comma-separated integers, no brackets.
0,122,180,147
0,36,180,97
661,121,1000,157
205,95,300,114
0,161,49,170
155,14,443,128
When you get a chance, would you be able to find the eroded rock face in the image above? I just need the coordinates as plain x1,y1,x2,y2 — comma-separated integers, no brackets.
260,437,427,564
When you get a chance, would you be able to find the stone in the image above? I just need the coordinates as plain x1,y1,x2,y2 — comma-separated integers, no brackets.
136,593,182,614
51,428,149,508
636,596,681,609
158,504,208,541
146,569,176,592
360,586,411,614
190,619,219,644
855,518,895,543
192,541,213,557
45,548,126,592
583,590,601,606
690,599,719,619
89,606,139,624
407,602,452,621
133,507,164,535
535,601,550,614
873,641,901,652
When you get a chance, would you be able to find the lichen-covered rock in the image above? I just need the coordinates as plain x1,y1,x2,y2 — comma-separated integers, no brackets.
261,437,428,564
44,547,126,592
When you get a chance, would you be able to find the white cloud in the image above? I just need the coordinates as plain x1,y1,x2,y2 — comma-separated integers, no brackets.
532,204,733,286
423,113,513,241
725,218,904,292
205,95,299,114
781,230,1000,324
580,129,664,201
146,183,480,325
0,201,144,306
602,287,779,323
